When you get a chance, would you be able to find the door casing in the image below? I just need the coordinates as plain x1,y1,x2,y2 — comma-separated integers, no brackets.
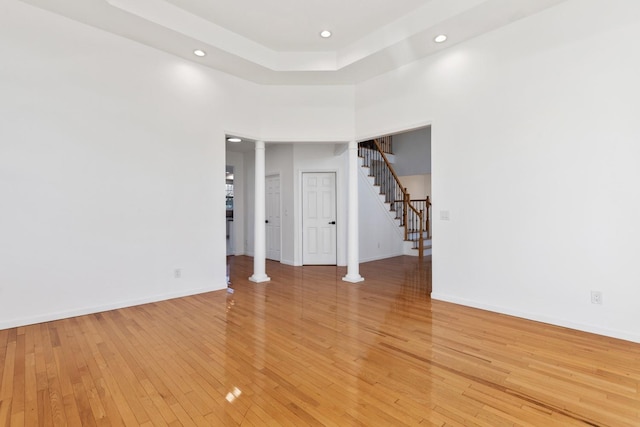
302,172,337,265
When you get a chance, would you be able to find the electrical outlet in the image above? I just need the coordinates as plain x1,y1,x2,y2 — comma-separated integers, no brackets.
590,291,602,305
174,268,182,279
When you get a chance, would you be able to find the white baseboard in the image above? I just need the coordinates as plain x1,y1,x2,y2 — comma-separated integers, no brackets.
0,284,226,330
360,252,404,263
431,292,640,344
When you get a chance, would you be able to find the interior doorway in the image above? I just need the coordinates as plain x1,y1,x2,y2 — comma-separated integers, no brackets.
225,166,234,255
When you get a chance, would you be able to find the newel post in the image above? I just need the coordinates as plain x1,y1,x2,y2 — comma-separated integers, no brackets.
403,189,409,241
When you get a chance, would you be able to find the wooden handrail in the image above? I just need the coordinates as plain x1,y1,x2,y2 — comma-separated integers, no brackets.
359,138,431,252
419,209,424,259
403,191,409,240
372,138,404,193
426,196,431,239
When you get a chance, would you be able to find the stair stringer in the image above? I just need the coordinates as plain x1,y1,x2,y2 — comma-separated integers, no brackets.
358,160,405,262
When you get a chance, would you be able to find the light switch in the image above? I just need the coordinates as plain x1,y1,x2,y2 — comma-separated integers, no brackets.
440,210,450,221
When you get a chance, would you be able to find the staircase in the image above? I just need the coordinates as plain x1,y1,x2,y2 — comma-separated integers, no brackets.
358,137,431,257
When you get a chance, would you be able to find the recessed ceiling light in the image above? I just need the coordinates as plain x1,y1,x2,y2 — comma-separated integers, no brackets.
193,49,206,57
434,34,447,43
320,30,332,38
227,137,242,143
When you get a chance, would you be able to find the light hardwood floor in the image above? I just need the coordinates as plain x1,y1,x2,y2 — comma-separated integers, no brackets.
1,256,639,426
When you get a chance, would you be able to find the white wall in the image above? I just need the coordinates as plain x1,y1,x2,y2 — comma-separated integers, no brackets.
8,0,639,345
293,144,348,266
399,174,432,200
259,86,355,142
0,1,354,329
266,144,295,264
355,0,640,343
358,168,405,262
0,1,248,328
393,127,432,176
243,143,347,267
243,150,255,257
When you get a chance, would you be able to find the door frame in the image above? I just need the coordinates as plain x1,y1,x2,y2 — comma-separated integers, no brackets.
295,167,345,267
300,170,338,266
265,173,282,262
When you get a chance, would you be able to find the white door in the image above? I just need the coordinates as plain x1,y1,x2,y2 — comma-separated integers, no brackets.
302,172,337,265
266,175,281,261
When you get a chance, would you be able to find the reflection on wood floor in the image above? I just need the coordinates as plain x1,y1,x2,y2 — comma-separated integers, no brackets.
1,255,639,426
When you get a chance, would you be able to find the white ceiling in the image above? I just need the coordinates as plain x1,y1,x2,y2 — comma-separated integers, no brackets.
164,0,430,52
20,0,568,85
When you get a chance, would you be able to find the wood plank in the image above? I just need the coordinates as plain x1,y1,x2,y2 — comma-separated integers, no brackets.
10,332,25,427
0,256,639,425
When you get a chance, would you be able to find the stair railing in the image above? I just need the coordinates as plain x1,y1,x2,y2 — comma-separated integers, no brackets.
410,196,431,239
358,138,429,258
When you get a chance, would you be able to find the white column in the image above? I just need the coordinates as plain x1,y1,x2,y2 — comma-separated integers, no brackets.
343,140,364,283
249,140,270,283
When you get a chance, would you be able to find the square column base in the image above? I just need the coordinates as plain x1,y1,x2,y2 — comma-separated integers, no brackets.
249,274,271,283
342,274,364,283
